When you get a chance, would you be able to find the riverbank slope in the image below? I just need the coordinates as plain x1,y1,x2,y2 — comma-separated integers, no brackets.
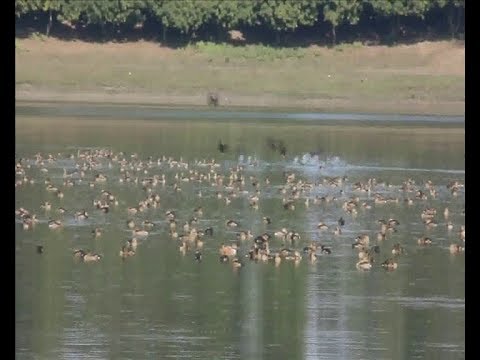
15,38,464,116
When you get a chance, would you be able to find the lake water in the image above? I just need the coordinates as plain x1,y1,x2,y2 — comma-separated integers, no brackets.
15,102,465,360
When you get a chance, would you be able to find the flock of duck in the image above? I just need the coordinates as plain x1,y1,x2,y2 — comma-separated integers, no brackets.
15,146,465,272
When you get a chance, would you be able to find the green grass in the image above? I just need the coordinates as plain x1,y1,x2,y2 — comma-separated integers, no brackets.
15,38,465,113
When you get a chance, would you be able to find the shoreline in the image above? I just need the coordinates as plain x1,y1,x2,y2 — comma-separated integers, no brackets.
15,88,465,117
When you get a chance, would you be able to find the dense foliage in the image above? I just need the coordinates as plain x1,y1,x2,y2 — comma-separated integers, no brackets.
15,0,464,45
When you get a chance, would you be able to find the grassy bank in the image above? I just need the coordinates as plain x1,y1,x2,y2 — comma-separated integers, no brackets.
15,37,465,115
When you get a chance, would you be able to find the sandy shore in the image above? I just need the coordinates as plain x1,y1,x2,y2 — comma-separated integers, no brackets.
15,88,464,116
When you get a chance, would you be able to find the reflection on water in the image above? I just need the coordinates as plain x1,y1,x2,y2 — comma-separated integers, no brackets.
16,104,464,359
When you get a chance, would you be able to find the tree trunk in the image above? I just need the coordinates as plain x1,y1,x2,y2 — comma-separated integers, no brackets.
331,24,336,46
46,9,52,37
162,25,167,43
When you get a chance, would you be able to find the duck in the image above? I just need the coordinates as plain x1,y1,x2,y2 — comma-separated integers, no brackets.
231,258,243,268
142,220,155,229
73,249,101,262
381,258,398,270
75,210,89,220
320,245,332,255
274,228,288,239
333,226,342,236
83,252,102,262
236,230,252,241
132,228,149,237
317,222,329,231
459,226,465,241
284,250,302,262
226,219,239,228
48,219,63,230
219,254,229,263
194,250,202,262
73,249,86,259
92,228,103,238
354,234,370,246
392,243,406,256
203,227,214,236
40,202,52,211
449,243,464,254
119,245,136,258
417,236,433,246
356,258,373,270
219,243,238,257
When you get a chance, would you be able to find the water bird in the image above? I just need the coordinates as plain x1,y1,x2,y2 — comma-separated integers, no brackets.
232,258,243,268
83,252,102,262
48,220,63,229
132,228,149,237
333,226,342,236
226,220,239,228
73,249,101,262
392,243,406,256
356,258,373,271
217,140,229,153
317,222,329,231
195,250,202,262
320,245,332,254
381,258,398,270
219,254,229,263
449,243,464,254
75,210,89,220
219,243,238,256
119,245,136,258
237,230,252,241
92,228,103,237
417,236,433,246
338,217,345,226
40,202,52,211
36,245,44,254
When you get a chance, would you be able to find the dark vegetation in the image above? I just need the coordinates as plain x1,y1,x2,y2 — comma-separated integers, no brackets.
15,0,464,47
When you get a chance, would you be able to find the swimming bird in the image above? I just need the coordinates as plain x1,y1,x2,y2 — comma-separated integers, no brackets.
132,228,149,237
119,245,136,258
75,210,89,220
219,243,238,257
392,243,406,256
356,258,373,270
449,243,464,254
381,258,398,270
417,236,433,246
226,220,239,228
48,220,63,230
83,252,102,262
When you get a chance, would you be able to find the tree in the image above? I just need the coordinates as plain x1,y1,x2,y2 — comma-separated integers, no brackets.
433,0,464,38
369,0,433,41
256,0,319,44
321,0,363,45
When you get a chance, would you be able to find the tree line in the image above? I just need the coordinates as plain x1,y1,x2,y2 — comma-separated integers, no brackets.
15,0,464,45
